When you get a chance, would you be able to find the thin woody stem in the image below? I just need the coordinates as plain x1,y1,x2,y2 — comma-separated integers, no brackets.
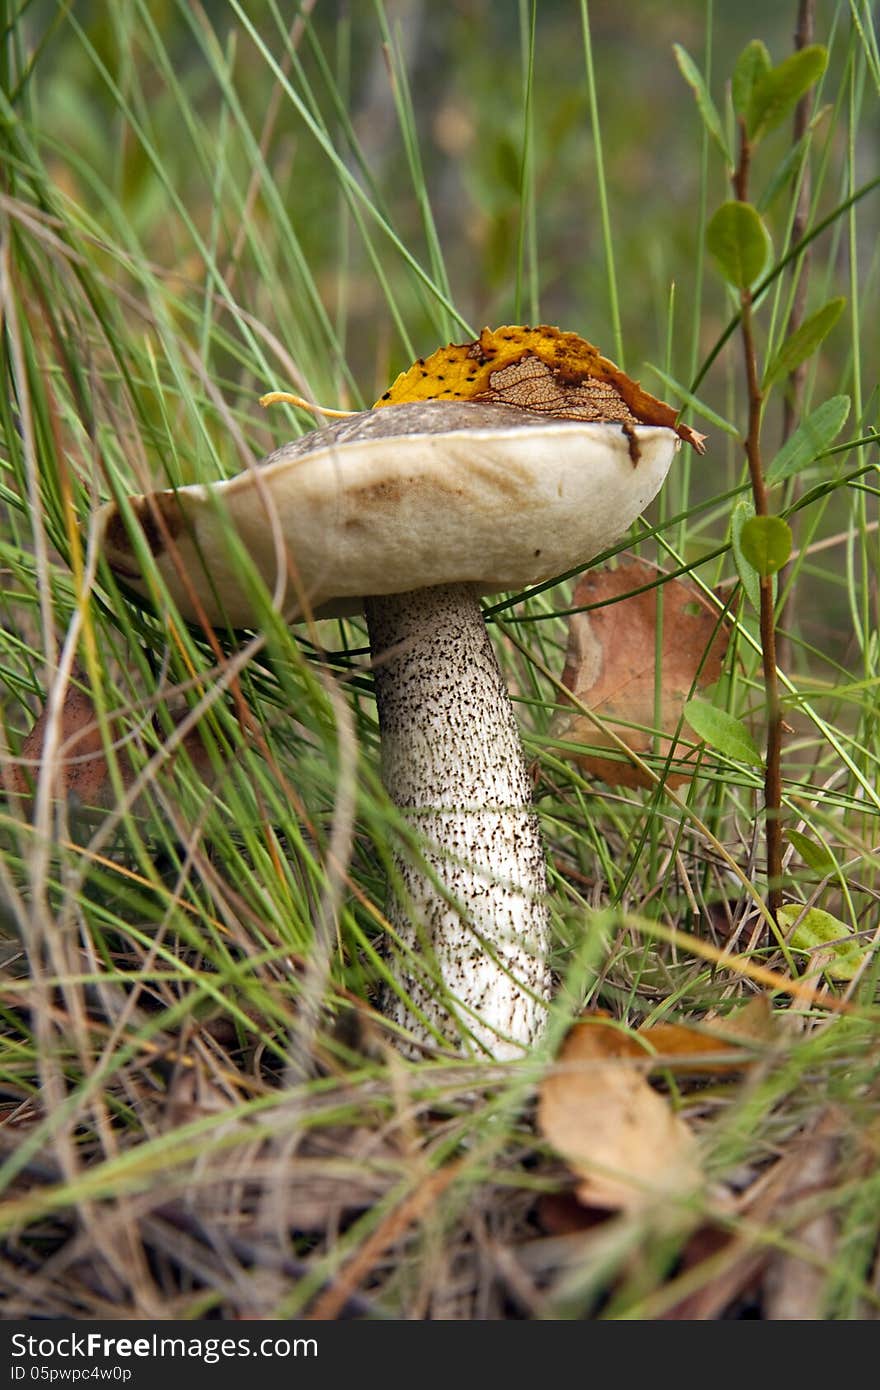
782,0,816,442
733,119,751,202
777,0,815,675
735,123,784,920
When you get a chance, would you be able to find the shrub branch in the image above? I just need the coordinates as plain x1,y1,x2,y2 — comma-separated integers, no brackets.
734,118,784,919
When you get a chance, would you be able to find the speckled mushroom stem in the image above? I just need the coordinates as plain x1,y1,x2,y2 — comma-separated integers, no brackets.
364,582,551,1058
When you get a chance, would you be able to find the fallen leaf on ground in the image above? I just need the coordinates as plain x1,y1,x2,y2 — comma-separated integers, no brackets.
3,682,111,807
778,904,871,981
535,1191,607,1235
538,1016,703,1213
712,995,779,1043
2,674,214,812
551,559,729,788
638,996,779,1074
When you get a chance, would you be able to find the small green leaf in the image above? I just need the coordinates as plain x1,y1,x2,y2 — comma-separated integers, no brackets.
732,40,771,119
730,500,761,612
706,202,772,289
766,396,851,485
777,904,869,981
747,45,828,140
757,106,830,212
787,830,836,875
683,698,764,767
674,44,731,163
763,297,846,388
739,515,792,576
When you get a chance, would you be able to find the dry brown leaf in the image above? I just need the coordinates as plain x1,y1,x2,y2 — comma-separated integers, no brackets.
377,325,707,453
638,997,779,1075
535,1191,606,1235
636,1023,747,1074
553,558,729,788
3,682,111,806
708,995,779,1045
3,675,214,811
538,1016,703,1213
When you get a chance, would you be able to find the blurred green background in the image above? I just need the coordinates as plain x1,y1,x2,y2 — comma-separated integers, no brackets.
14,0,873,670
24,0,856,392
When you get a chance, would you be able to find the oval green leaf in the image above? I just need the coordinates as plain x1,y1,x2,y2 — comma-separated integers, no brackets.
766,396,851,485
757,106,830,212
763,297,846,388
683,698,764,767
786,829,836,875
777,904,868,981
732,40,771,119
706,202,772,289
674,44,731,164
730,499,761,612
748,45,828,141
739,515,792,577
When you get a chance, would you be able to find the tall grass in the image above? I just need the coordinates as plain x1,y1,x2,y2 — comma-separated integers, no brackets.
0,0,878,1318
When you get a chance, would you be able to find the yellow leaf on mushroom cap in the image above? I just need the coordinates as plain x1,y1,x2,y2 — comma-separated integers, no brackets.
375,325,707,455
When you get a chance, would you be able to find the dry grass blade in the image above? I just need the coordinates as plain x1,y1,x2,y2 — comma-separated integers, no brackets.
763,1115,838,1320
306,1160,464,1320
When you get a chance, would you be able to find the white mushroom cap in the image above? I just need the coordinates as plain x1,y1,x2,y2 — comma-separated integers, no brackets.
100,402,680,624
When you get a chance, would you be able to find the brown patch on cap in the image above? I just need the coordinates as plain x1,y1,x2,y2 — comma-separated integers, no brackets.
350,477,408,508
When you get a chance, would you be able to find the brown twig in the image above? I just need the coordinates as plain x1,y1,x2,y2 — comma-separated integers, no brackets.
734,118,784,920
777,0,816,675
782,0,817,445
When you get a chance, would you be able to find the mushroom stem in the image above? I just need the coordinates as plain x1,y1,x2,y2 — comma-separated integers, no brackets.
364,582,550,1058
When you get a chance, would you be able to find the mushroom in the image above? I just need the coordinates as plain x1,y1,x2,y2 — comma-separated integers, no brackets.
98,328,701,1058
